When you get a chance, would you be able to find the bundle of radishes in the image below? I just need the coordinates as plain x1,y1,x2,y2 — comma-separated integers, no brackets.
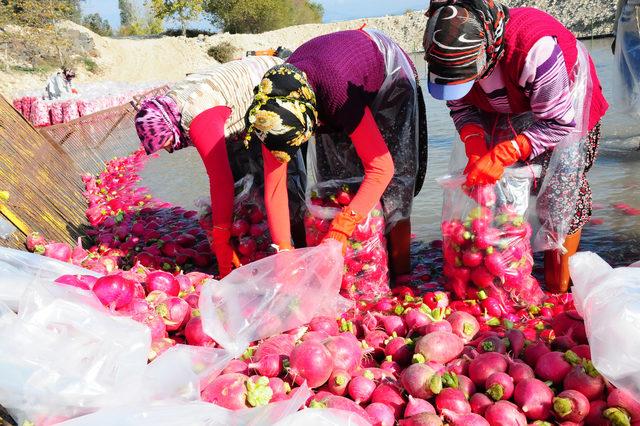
441,183,544,306
305,181,390,300
198,176,275,264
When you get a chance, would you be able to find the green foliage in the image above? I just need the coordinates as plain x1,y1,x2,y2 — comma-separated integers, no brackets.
119,0,135,27
147,0,202,36
82,12,113,36
204,0,323,34
82,56,98,73
119,2,163,36
207,41,237,63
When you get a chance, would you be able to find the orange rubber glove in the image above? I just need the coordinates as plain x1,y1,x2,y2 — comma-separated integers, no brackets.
324,207,366,254
210,227,241,278
460,124,489,174
466,134,532,187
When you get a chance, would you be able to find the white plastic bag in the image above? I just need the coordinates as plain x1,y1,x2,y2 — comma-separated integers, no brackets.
0,247,99,311
59,383,311,426
273,407,372,426
199,239,346,358
570,252,640,400
614,1,640,118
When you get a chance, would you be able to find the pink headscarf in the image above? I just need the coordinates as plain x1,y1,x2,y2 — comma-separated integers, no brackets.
134,95,191,154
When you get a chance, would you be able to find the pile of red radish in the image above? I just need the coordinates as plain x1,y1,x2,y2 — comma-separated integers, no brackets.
441,184,544,307
26,150,640,424
305,184,390,300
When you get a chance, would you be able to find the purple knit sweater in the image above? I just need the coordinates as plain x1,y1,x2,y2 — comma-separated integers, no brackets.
287,30,386,134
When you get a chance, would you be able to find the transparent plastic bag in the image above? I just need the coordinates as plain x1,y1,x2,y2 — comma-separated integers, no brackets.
59,383,311,426
614,2,640,118
570,252,640,400
0,247,99,311
199,239,346,358
308,29,422,231
304,178,390,300
438,168,544,306
273,407,372,426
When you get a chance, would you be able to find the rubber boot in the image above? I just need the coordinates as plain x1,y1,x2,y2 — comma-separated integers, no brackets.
544,229,582,293
387,218,412,284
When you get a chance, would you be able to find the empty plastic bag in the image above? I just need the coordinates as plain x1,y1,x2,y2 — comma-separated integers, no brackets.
570,252,640,400
273,407,372,426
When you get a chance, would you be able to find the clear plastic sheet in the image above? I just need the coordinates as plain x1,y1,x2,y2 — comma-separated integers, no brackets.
307,29,422,231
614,1,640,118
570,252,640,401
304,178,390,300
439,167,544,305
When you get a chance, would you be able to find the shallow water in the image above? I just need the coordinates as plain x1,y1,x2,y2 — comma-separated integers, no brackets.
141,37,640,267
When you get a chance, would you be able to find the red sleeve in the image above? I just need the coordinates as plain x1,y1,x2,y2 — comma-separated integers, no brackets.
262,145,292,249
189,106,234,228
348,106,394,217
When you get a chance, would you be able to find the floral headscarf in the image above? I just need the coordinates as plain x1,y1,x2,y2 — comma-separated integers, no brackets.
134,95,191,154
245,64,318,163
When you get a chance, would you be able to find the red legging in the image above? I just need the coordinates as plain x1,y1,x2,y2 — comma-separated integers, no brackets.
264,106,394,247
189,106,234,229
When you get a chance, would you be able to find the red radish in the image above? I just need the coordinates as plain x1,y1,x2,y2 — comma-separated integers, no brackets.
201,373,248,409
155,296,190,331
552,390,590,423
288,341,333,388
323,333,362,373
447,311,480,342
309,316,338,335
54,274,93,290
254,334,296,360
571,344,591,360
223,359,249,375
415,332,464,364
26,232,47,253
184,293,199,309
463,249,484,268
552,335,577,352
405,396,436,418
399,413,443,426
184,316,214,346
44,242,72,262
605,388,640,425
371,383,406,418
248,354,282,378
365,330,389,352
366,402,395,426
485,372,514,401
470,393,493,416
551,311,587,344
146,271,180,296
505,329,525,358
268,377,290,398
508,360,535,385
385,337,413,366
401,363,442,400
435,388,471,415
347,373,376,404
457,375,476,398
404,309,431,331
484,400,527,426
92,275,135,309
327,369,351,397
335,190,351,206
309,394,372,423
563,362,605,401
523,340,551,367
585,400,608,426
424,320,453,334
535,351,576,384
381,315,407,336
231,219,249,237
470,266,496,289
468,352,508,387
477,335,507,354
441,409,490,426
514,378,554,420
484,250,506,277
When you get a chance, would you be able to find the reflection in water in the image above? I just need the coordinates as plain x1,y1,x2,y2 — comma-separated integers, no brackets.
140,38,640,266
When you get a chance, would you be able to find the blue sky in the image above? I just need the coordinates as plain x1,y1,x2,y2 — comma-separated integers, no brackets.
82,0,428,30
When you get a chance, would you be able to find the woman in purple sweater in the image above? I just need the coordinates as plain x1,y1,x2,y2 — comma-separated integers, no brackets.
423,0,608,293
245,29,428,278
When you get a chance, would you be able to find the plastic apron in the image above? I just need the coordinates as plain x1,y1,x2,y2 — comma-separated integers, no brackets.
614,0,640,117
448,41,594,252
306,29,427,231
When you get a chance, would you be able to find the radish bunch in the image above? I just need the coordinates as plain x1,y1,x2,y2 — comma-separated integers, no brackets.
305,183,390,300
441,184,543,306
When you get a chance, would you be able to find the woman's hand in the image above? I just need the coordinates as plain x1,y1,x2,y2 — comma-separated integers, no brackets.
322,208,365,255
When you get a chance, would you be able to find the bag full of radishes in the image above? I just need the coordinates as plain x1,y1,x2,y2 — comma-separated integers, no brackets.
438,168,544,306
304,178,390,300
198,174,274,264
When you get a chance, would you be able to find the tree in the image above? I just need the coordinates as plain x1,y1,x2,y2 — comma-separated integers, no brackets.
148,0,202,37
82,12,113,36
119,2,163,37
119,0,135,27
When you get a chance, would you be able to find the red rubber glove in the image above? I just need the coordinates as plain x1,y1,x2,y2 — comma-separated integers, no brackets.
460,124,488,173
323,207,365,255
263,145,293,250
466,134,532,187
210,227,241,278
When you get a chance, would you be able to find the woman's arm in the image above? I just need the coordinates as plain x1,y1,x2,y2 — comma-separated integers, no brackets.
262,145,293,250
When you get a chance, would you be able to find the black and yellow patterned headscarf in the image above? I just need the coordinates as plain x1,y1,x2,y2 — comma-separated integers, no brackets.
245,64,318,163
